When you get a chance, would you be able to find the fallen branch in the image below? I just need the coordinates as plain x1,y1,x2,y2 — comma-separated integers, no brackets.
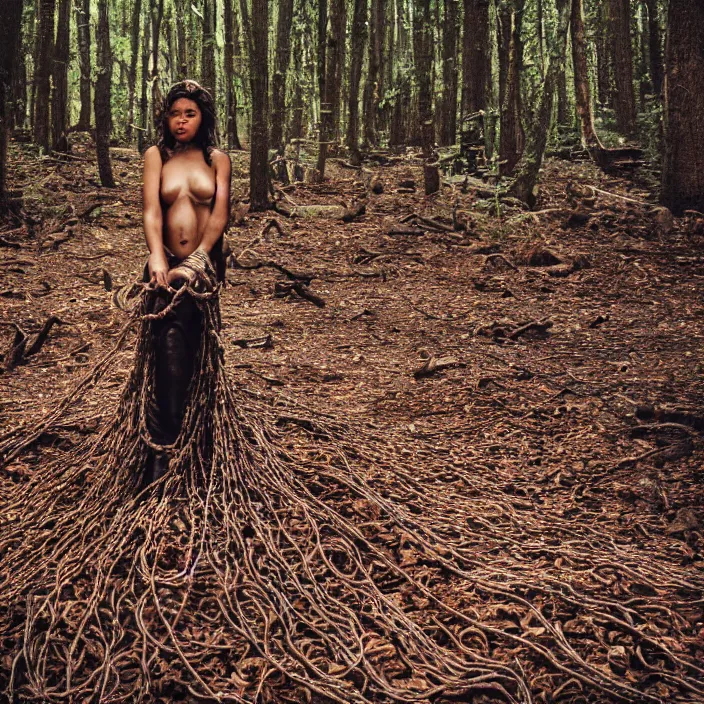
508,319,553,340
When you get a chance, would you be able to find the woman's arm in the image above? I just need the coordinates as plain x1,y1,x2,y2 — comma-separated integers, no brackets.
197,150,231,254
143,146,169,287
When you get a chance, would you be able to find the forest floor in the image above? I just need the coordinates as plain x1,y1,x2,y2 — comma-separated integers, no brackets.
1,136,703,703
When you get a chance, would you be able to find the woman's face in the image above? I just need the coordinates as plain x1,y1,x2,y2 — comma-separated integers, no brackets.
167,98,202,144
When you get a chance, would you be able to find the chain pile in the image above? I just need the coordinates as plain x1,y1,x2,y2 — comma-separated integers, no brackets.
0,278,702,703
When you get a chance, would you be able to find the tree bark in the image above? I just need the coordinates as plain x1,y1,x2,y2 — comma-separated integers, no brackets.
595,0,611,107
661,0,704,214
508,0,571,206
223,0,242,149
609,0,637,137
127,0,142,143
643,0,662,97
362,0,384,148
34,0,55,152
0,0,23,207
138,2,150,152
95,0,115,187
414,0,438,194
439,0,459,146
174,0,188,79
51,0,71,151
249,0,270,210
326,0,346,142
498,0,525,176
571,0,604,154
345,0,367,161
151,0,165,126
202,0,216,95
74,0,91,130
270,0,294,150
462,0,490,144
315,0,329,177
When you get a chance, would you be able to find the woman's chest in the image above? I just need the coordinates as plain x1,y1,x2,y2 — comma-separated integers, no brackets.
160,156,216,205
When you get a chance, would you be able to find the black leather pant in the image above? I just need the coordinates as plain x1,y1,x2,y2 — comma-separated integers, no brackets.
147,283,203,445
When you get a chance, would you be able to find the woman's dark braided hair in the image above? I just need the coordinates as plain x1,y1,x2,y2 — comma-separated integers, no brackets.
156,80,217,165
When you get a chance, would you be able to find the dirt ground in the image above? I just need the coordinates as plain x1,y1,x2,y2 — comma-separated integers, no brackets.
1,138,703,702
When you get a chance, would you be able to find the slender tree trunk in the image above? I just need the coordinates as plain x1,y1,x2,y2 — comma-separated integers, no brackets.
556,67,569,125
12,44,27,130
34,0,55,152
151,0,165,125
595,1,611,107
315,0,329,177
414,0,437,194
462,0,490,140
249,0,269,210
289,13,304,142
51,0,70,151
223,0,242,149
126,0,142,143
345,0,367,162
509,0,571,205
173,0,188,78
571,0,603,154
0,0,23,207
390,0,411,147
202,0,216,94
327,0,346,142
643,0,662,97
499,0,525,175
362,0,383,148
440,0,459,146
661,0,704,214
95,0,115,187
609,0,637,136
74,0,91,130
138,2,150,151
270,0,294,150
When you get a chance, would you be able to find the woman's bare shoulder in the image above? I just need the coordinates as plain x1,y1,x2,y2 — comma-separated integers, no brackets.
210,149,231,169
144,145,162,164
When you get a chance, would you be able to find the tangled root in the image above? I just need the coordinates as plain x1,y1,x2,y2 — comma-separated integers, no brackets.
0,285,702,703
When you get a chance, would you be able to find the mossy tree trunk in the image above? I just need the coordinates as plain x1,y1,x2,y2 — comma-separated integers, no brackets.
127,0,142,144
270,0,294,150
362,0,383,148
223,0,242,149
439,0,459,146
508,0,571,206
609,0,637,137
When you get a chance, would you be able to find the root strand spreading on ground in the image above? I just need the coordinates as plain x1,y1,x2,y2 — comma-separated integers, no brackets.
0,284,702,703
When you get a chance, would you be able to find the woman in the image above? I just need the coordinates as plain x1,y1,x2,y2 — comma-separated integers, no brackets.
142,80,231,479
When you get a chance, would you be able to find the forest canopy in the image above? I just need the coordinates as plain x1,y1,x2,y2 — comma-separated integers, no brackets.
0,0,702,213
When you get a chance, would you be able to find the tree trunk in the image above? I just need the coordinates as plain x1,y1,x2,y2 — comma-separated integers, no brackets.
202,0,216,95
508,0,570,206
223,0,242,149
326,0,346,143
439,0,459,146
289,14,305,142
151,0,165,125
0,0,23,208
571,0,604,153
414,0,437,194
173,0,188,79
499,0,525,176
51,0,71,151
595,0,611,107
126,0,142,143
462,0,490,140
95,0,115,187
362,0,383,148
345,0,367,162
270,0,294,150
315,0,329,177
661,0,704,214
643,0,662,97
34,0,55,152
249,0,269,210
74,0,91,130
609,0,637,137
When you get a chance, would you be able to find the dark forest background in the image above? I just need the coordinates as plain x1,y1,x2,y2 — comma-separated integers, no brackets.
0,0,702,214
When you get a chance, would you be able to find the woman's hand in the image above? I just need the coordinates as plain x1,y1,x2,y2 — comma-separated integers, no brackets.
148,251,170,288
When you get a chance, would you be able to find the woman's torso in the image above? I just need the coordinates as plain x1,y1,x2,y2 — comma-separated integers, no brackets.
159,147,215,260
